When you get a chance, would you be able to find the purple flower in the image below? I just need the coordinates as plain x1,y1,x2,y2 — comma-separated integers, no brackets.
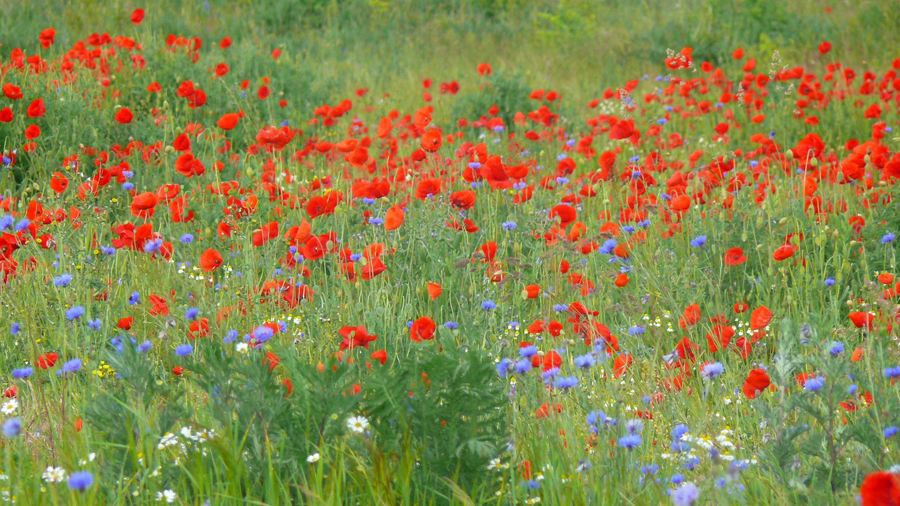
12,367,33,379
496,358,512,378
58,359,83,376
143,238,163,253
53,274,72,287
618,434,642,449
553,376,578,389
804,377,825,392
519,345,538,358
514,360,532,374
68,471,94,492
701,362,724,379
65,306,85,321
671,482,700,506
574,354,595,368
185,307,199,320
2,417,21,438
252,326,274,343
882,233,896,244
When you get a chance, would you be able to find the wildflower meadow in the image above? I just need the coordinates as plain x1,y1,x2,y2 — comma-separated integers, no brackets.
2,0,900,504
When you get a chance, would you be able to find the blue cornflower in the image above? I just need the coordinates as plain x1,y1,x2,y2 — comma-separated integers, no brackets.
0,215,12,230
128,292,140,305
689,236,707,248
519,345,538,358
68,471,94,492
175,344,193,357
12,367,33,379
626,419,644,435
541,367,561,381
2,417,21,438
496,358,512,378
58,359,82,376
574,354,595,368
53,274,72,287
444,321,459,330
481,300,497,310
10,323,20,335
185,307,199,320
599,239,617,255
618,434,642,449
87,319,102,330
137,341,153,353
641,464,659,475
671,482,700,506
586,410,607,426
14,219,30,232
223,330,239,344
670,473,685,485
252,326,274,342
628,325,645,336
553,304,569,312
180,234,194,244
804,377,825,391
671,424,690,440
65,306,85,320
502,221,517,230
368,217,383,226
885,367,900,379
886,426,899,438
143,238,163,253
514,360,532,374
828,341,844,356
553,376,578,389
882,233,896,244
701,362,724,379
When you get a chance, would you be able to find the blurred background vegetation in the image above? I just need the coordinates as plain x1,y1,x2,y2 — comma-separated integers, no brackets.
3,0,899,108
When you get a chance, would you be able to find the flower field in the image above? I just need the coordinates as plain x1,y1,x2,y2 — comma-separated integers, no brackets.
1,0,900,504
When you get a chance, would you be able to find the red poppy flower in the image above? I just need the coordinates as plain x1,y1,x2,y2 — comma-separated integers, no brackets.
199,248,224,272
860,471,900,506
410,317,436,342
750,306,773,330
724,247,747,266
115,108,134,124
743,369,771,399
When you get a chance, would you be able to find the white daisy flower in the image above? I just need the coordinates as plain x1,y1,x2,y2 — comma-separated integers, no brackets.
42,466,66,483
346,415,369,433
1,399,18,415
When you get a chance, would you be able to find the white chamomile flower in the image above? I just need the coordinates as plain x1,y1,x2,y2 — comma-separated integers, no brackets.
346,415,369,433
156,489,177,503
157,432,178,449
42,466,66,483
307,453,320,463
1,399,18,415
